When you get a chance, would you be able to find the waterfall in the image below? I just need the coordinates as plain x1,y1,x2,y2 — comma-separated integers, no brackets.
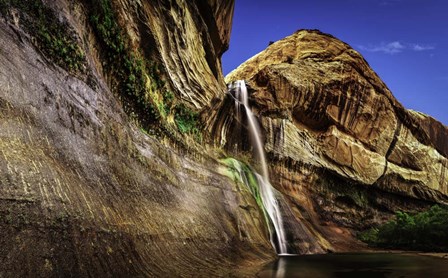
228,80,289,255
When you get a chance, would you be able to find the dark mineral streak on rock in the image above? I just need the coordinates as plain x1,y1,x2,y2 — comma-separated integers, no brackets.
1,1,448,276
214,29,448,252
0,0,275,277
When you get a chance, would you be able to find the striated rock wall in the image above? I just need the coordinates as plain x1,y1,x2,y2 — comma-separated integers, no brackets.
216,29,448,251
1,0,447,274
0,0,277,276
136,0,232,109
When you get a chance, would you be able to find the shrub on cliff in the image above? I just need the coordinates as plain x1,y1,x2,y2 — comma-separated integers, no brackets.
359,205,448,251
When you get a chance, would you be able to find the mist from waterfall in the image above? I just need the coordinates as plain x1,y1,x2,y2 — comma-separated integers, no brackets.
228,80,289,255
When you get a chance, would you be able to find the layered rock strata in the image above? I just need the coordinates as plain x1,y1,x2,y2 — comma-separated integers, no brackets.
0,0,276,276
214,29,448,251
1,0,448,275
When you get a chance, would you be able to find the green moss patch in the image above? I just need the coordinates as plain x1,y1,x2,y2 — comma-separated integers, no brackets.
88,0,158,128
174,103,200,135
1,0,202,138
220,158,271,229
0,0,86,74
88,0,201,137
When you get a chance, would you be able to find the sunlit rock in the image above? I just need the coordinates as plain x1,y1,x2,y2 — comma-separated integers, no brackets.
211,29,448,252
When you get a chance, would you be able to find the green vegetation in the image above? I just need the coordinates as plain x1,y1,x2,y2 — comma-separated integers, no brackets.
0,0,86,73
359,205,448,252
89,0,157,127
89,0,125,62
1,0,202,137
221,158,271,229
89,0,201,137
174,104,200,134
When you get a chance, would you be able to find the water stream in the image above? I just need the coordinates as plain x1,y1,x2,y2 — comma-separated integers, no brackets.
228,80,289,255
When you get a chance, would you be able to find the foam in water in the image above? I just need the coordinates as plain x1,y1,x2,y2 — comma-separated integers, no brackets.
228,80,289,255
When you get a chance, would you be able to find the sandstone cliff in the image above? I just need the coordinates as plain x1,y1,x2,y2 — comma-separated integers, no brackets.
1,0,448,276
215,29,448,251
0,0,275,276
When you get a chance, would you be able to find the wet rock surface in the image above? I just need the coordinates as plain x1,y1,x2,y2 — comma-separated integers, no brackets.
0,0,275,277
217,29,448,252
1,0,447,275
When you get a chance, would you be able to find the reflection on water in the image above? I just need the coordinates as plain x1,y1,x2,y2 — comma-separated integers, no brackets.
258,253,448,278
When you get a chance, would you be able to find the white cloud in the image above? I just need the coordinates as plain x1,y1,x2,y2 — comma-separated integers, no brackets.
358,41,405,54
358,41,436,54
411,44,435,51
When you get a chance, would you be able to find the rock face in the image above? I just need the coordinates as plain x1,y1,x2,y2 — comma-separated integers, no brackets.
216,29,448,251
1,0,448,275
140,0,233,109
0,0,275,277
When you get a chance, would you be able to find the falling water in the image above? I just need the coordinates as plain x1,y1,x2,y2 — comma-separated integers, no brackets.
228,80,289,255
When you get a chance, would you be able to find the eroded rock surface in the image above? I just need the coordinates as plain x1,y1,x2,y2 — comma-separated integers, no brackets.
2,0,447,275
214,29,448,251
0,0,276,277
138,0,232,109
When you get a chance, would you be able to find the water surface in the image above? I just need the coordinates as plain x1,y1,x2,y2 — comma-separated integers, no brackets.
258,253,448,278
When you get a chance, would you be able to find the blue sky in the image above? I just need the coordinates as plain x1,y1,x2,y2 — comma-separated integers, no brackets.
222,0,448,125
